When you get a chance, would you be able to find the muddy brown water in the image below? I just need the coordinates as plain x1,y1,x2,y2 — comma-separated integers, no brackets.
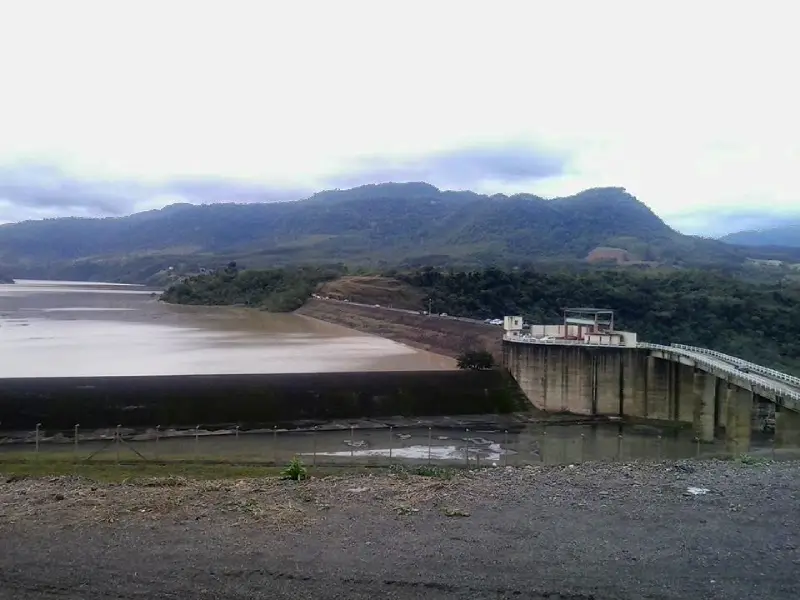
0,280,455,377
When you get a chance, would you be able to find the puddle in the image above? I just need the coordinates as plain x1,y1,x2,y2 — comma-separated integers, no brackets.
305,442,513,462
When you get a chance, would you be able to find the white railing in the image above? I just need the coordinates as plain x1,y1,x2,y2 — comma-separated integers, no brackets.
503,334,628,348
669,344,800,388
638,342,800,404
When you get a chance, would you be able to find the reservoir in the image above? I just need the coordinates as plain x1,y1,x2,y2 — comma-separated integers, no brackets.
0,280,455,377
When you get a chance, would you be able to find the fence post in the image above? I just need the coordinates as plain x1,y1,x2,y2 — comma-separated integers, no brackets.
35,423,41,456
116,424,121,464
313,426,317,467
350,425,354,460
273,426,277,464
694,436,700,458
541,426,547,463
657,435,663,460
504,430,508,466
235,424,240,440
74,424,79,459
195,425,200,458
464,428,470,468
155,425,160,460
388,426,393,461
580,433,585,462
616,433,623,461
427,427,432,464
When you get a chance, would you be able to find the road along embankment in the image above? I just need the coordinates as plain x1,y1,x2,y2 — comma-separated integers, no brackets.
295,299,502,359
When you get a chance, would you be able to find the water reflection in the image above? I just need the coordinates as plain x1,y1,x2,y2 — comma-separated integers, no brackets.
2,422,743,466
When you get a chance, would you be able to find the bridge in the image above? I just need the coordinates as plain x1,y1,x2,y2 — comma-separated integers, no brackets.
501,312,800,453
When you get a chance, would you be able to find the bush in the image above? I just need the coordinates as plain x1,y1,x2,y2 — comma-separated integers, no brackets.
456,349,496,370
281,456,307,481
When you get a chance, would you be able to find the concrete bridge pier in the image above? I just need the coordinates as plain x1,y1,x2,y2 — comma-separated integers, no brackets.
692,370,716,443
775,408,800,447
724,384,754,455
503,338,800,451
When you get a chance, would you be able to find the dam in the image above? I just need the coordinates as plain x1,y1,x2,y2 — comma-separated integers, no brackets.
502,309,800,453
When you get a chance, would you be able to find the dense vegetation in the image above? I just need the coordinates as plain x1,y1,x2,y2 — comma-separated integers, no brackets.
456,349,497,370
4,183,800,284
400,267,800,375
161,265,343,312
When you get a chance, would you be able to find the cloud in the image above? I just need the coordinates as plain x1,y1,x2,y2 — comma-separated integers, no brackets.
327,142,568,191
0,143,566,223
0,163,309,223
1,3,799,234
665,208,800,238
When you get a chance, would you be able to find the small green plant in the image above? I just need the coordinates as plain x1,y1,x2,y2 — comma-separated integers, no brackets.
281,456,308,481
412,465,454,479
736,453,768,466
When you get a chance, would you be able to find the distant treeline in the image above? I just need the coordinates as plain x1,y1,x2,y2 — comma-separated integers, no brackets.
161,264,344,312
398,267,800,375
0,272,13,284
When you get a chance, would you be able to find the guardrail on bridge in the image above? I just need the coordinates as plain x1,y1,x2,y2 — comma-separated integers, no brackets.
669,344,800,389
638,342,800,405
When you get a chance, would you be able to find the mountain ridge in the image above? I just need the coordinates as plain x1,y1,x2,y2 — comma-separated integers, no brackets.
721,222,800,248
1,182,798,283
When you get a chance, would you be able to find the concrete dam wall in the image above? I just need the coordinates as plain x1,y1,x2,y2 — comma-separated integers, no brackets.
503,340,800,452
0,370,526,431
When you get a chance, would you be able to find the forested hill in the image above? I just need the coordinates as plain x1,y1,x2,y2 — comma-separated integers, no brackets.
2,183,797,282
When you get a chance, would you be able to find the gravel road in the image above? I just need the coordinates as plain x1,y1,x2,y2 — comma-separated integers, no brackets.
1,460,799,599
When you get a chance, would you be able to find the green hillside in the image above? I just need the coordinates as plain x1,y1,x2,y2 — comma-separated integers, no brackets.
2,183,800,283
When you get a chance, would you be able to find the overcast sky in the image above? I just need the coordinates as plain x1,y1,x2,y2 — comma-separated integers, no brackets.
1,1,798,235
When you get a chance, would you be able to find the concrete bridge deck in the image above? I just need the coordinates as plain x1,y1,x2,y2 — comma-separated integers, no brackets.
638,342,800,412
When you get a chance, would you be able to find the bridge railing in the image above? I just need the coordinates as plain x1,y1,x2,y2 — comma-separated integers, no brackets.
638,343,800,404
669,344,800,388
503,334,627,348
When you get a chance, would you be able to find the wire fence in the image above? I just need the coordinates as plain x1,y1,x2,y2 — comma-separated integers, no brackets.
0,422,780,468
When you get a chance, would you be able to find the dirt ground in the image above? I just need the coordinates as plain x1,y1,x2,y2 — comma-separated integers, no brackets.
296,299,502,359
1,459,799,599
316,276,427,310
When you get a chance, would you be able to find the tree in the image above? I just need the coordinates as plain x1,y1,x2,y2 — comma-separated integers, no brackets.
456,349,496,370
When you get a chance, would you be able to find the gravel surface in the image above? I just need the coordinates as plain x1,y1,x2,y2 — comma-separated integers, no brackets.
1,460,799,599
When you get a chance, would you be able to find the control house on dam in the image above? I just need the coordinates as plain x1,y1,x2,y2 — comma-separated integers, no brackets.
502,308,800,453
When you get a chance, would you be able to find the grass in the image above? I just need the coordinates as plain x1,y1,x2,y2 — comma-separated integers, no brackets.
0,452,387,483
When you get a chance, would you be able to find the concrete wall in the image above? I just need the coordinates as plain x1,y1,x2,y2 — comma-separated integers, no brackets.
503,340,800,450
0,370,525,431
